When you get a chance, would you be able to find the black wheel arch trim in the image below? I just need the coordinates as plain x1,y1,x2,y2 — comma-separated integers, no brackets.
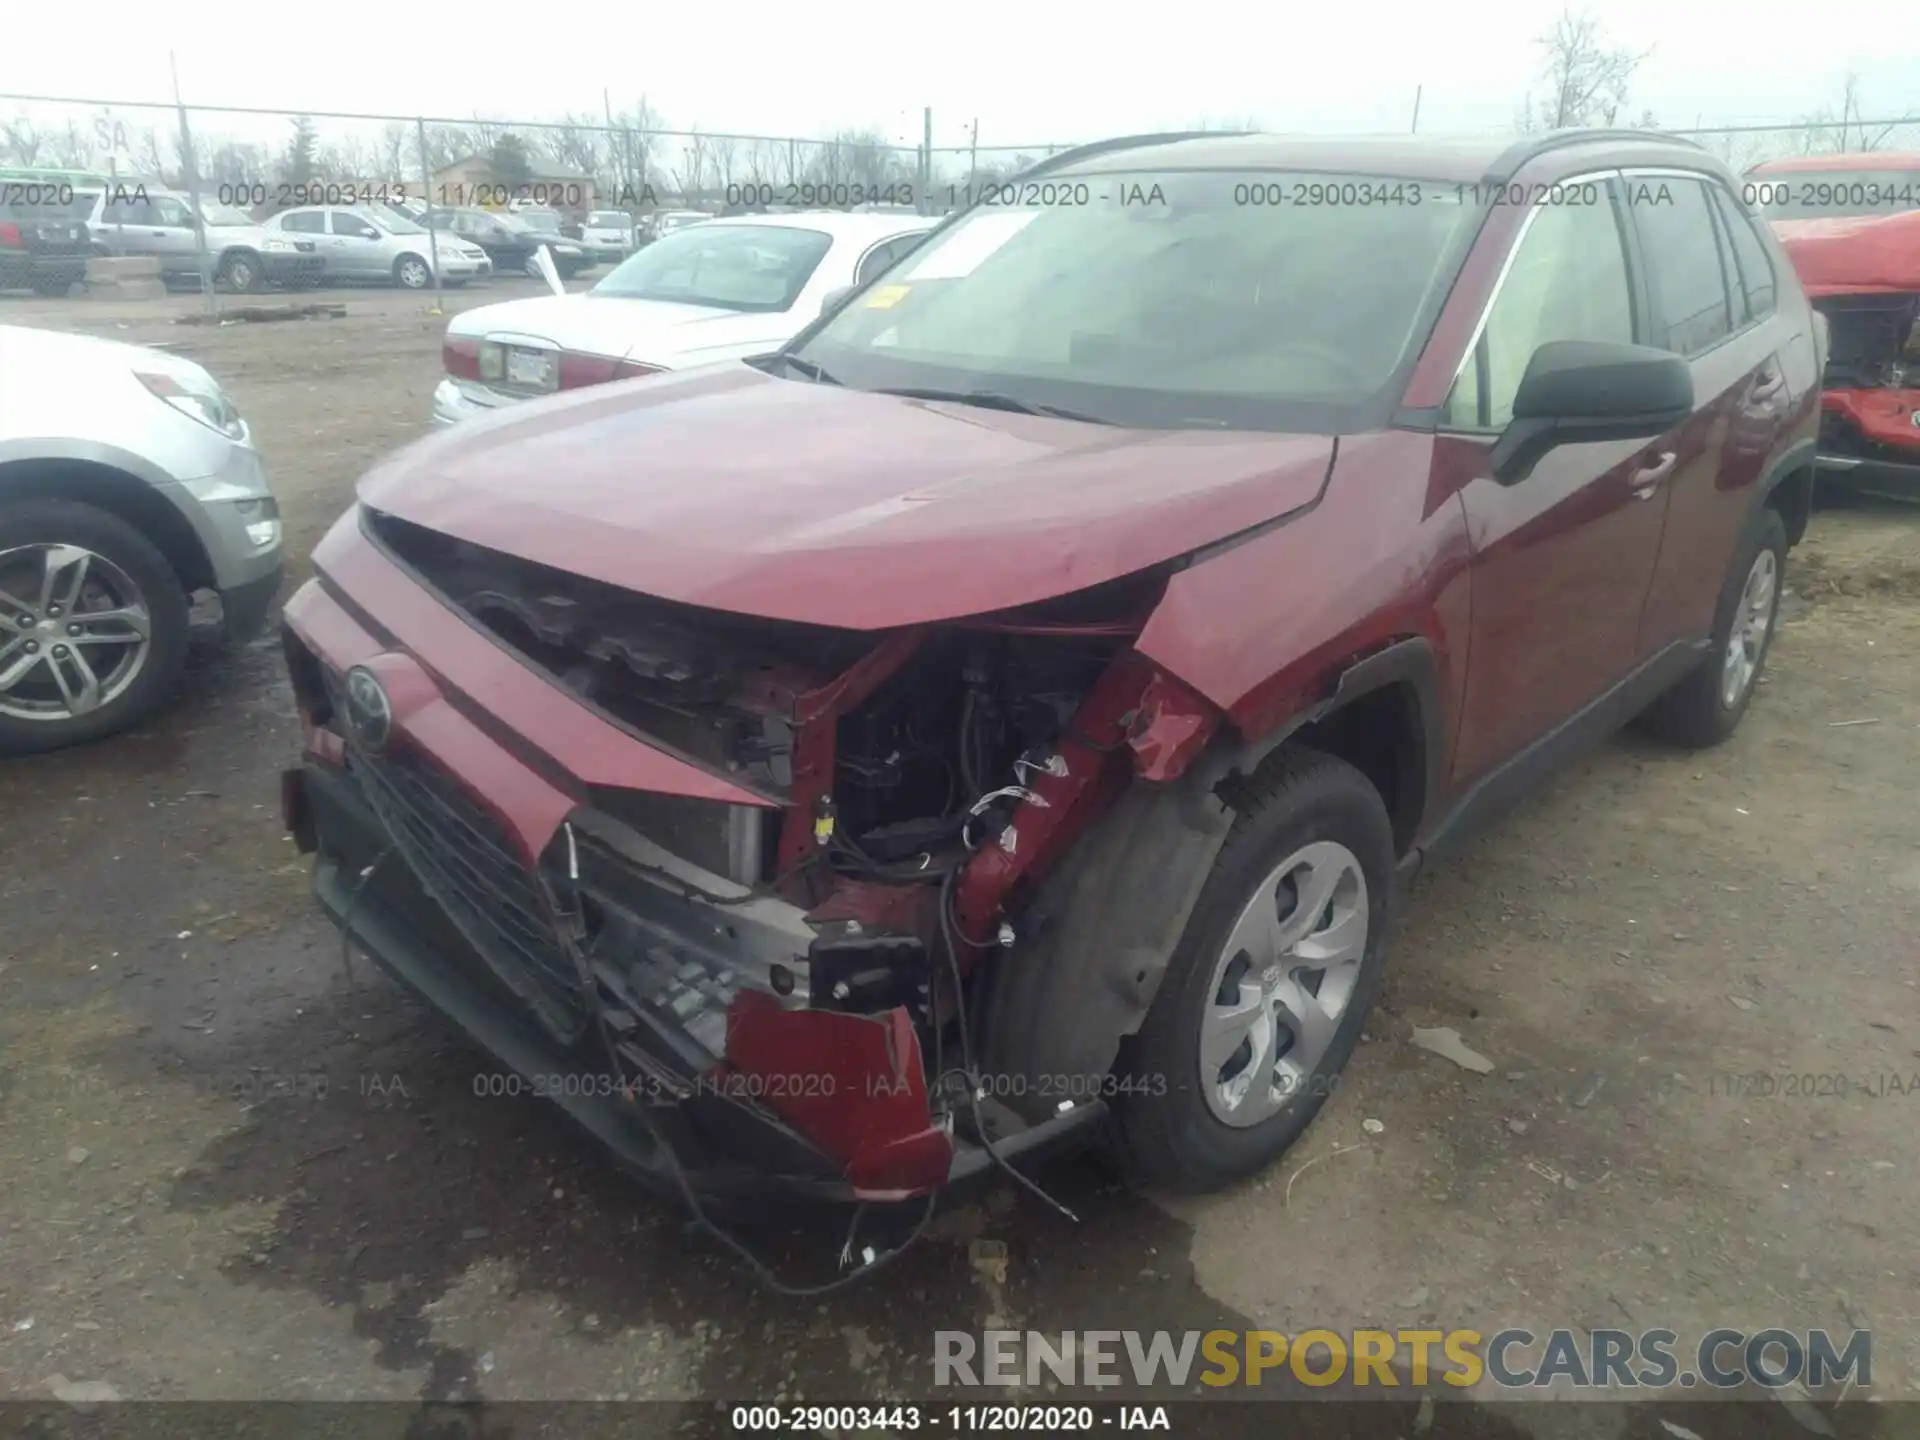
975,636,1441,1117
1754,435,1818,542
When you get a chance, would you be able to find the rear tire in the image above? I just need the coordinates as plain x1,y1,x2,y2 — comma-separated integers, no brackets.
31,278,73,298
394,254,431,290
218,250,264,294
1639,506,1787,749
1111,746,1396,1191
0,500,190,756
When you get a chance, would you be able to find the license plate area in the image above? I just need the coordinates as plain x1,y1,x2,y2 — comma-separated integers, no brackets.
505,348,555,390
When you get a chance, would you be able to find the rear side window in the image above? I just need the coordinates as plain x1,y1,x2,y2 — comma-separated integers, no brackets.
148,197,192,227
1443,186,1636,431
101,196,153,225
1633,177,1735,356
1709,187,1777,322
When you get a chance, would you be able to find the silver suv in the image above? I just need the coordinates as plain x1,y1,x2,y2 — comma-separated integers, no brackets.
76,188,324,292
0,323,284,753
266,205,490,289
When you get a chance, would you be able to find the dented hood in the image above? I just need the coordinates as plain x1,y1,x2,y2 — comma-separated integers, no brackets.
1772,211,1920,297
358,363,1335,629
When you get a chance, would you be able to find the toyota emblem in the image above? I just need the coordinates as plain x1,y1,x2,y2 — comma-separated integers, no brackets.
343,665,393,753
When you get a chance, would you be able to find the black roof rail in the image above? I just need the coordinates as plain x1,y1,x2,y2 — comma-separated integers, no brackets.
1487,126,1713,181
1002,130,1231,183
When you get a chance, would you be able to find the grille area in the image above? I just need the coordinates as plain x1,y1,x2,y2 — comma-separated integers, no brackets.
344,739,590,1044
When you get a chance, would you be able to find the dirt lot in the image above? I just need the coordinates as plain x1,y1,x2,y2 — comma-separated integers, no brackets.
1,286,1917,1434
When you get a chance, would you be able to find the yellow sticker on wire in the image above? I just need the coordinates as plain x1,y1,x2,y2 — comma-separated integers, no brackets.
864,284,911,309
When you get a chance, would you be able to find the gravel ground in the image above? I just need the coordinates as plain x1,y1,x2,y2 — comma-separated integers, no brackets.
1,286,1916,1435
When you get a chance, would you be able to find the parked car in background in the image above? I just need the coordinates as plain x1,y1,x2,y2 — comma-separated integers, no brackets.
285,131,1819,1236
0,323,282,753
75,189,322,293
0,196,91,296
640,209,712,243
266,206,490,289
1748,152,1920,499
580,210,637,262
433,210,934,424
425,208,592,280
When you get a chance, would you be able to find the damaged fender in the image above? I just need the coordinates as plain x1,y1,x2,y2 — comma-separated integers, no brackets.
978,636,1444,1121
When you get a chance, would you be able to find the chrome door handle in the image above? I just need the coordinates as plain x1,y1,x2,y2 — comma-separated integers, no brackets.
1630,451,1677,500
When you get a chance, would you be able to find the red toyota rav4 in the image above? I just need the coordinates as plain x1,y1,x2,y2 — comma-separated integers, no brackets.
281,131,1819,1253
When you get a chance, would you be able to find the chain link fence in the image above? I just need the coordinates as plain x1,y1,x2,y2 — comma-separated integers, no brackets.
1,90,1914,313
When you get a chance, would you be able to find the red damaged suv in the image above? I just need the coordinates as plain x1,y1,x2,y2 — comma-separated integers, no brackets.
282,131,1819,1250
1747,151,1920,498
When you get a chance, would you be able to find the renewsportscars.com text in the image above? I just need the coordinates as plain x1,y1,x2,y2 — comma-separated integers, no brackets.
933,1328,1871,1390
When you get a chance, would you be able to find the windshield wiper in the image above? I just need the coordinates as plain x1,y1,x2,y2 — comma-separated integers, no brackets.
870,386,1114,425
770,352,841,385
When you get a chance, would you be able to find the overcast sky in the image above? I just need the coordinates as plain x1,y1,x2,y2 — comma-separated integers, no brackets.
5,0,1915,155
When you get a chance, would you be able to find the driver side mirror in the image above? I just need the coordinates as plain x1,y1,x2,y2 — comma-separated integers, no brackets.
820,285,855,314
356,225,381,239
1490,340,1694,485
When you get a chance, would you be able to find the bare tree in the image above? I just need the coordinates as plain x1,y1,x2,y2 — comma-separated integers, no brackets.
422,123,475,173
608,97,663,203
542,115,606,179
808,135,852,187
466,117,509,154
47,119,91,169
776,137,806,188
201,137,271,190
316,135,377,181
737,138,780,197
1794,71,1901,155
707,134,740,196
379,122,412,183
1524,10,1650,130
671,129,714,207
0,115,42,166
130,125,173,182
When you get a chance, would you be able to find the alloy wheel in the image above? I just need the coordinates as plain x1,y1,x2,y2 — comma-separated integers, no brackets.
0,544,153,722
1199,840,1369,1127
399,258,429,289
1722,548,1777,708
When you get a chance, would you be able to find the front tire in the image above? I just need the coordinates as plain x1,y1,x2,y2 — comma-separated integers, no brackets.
1639,506,1787,749
1112,747,1396,1191
0,500,190,755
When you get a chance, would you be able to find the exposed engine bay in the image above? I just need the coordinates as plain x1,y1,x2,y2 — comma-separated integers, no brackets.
1818,294,1920,392
1811,294,1920,474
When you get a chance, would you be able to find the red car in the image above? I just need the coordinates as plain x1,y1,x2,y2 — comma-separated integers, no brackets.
281,130,1818,1268
1748,151,1920,497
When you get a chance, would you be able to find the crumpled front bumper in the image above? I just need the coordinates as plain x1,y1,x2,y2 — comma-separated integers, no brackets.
290,757,874,1211
1818,387,1920,496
